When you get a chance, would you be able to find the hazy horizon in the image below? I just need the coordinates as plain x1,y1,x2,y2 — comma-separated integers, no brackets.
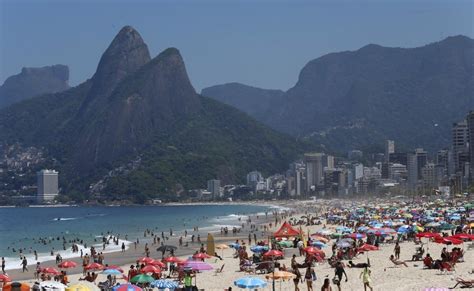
1,0,473,91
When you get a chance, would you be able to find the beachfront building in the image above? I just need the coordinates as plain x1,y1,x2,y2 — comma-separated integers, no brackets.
37,169,59,202
207,179,221,199
467,111,474,183
304,153,324,193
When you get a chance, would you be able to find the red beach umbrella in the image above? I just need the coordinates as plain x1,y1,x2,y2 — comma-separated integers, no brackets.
41,267,61,275
434,237,463,245
263,250,284,259
357,244,379,252
0,274,12,282
192,253,211,260
148,260,166,268
137,257,154,264
303,247,324,255
85,262,105,271
453,233,474,241
140,265,161,274
416,232,441,239
58,260,77,268
163,256,183,264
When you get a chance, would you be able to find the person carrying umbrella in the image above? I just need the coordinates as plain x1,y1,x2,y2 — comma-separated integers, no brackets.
359,266,373,291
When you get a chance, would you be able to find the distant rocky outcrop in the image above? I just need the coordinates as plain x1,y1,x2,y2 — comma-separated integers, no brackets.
203,35,474,152
0,65,69,109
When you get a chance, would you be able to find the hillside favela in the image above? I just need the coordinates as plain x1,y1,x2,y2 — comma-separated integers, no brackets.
0,1,473,291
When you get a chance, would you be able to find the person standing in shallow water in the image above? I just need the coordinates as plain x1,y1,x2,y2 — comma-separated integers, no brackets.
21,257,28,272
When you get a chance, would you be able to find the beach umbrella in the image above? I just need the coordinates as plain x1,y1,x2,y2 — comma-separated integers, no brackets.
263,250,284,259
250,245,269,253
192,253,211,260
163,256,183,264
2,282,30,291
41,267,61,275
310,235,329,243
148,260,166,268
453,233,474,241
58,261,77,269
105,265,124,273
336,240,351,248
276,241,293,248
40,281,66,290
434,237,463,245
216,244,229,250
357,244,379,252
66,282,100,291
130,274,154,284
314,229,332,236
311,241,327,248
229,242,240,249
102,269,123,276
150,279,178,289
137,257,154,264
234,277,267,289
156,245,177,253
304,246,324,255
347,233,366,239
182,260,213,271
112,284,142,291
140,265,161,274
0,274,11,283
425,222,441,228
85,263,104,271
416,232,441,239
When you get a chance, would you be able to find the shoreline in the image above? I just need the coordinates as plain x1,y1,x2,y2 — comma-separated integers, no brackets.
3,202,298,281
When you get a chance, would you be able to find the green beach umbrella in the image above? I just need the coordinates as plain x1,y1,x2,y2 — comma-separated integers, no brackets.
130,274,154,284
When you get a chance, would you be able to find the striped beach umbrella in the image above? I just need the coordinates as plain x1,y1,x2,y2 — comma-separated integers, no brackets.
150,279,178,289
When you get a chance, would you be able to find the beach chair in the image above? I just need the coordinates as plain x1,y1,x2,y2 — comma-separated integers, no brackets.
450,277,474,289
214,264,225,275
439,262,454,274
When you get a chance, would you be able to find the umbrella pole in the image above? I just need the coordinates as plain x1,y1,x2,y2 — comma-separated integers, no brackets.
272,257,275,291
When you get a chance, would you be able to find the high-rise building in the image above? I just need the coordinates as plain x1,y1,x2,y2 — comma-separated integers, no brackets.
385,140,395,162
415,148,428,179
37,169,59,202
407,153,418,190
452,119,470,173
467,111,474,182
389,152,408,166
325,155,335,170
304,153,324,192
207,179,221,199
295,168,304,196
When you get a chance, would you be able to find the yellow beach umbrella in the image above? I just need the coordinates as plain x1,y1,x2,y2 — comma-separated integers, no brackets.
66,282,99,291
216,244,229,249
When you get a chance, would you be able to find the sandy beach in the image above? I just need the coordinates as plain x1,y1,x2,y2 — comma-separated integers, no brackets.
2,199,474,291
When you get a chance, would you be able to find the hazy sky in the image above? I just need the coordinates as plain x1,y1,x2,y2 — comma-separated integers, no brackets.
1,0,473,91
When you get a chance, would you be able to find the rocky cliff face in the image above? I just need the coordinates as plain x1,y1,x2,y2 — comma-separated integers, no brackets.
0,64,69,108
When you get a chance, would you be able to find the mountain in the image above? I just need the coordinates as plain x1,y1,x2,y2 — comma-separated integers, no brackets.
203,35,474,152
0,65,69,109
0,26,308,202
201,83,284,122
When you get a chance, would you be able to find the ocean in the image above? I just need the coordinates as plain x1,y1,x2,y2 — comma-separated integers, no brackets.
0,204,276,269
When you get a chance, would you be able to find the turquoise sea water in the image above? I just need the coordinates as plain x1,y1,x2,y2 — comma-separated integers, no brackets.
0,204,274,268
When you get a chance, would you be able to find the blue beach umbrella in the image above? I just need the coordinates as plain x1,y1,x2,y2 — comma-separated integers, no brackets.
102,269,122,276
151,279,178,290
311,241,327,248
234,277,267,289
250,245,269,253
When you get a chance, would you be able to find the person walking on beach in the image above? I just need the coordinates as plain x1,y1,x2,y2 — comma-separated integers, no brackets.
292,267,301,291
1,257,5,274
394,242,401,260
359,267,373,291
21,257,28,272
305,265,316,291
121,242,125,252
334,261,347,291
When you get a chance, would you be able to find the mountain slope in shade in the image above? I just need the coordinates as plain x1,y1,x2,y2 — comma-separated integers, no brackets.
0,26,309,201
201,83,284,122
0,65,69,109
203,35,474,152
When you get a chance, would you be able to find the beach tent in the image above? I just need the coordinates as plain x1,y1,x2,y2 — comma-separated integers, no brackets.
273,221,300,238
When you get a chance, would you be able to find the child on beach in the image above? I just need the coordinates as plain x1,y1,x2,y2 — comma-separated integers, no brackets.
359,267,373,291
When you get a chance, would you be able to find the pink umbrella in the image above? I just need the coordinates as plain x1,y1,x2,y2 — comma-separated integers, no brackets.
182,260,213,271
112,284,142,291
